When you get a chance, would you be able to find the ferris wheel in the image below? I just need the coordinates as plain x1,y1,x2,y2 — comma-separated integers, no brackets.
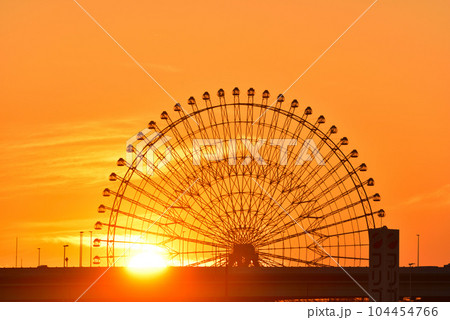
93,88,384,268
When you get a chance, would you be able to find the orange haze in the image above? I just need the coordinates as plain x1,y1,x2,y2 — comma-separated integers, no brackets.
0,0,449,267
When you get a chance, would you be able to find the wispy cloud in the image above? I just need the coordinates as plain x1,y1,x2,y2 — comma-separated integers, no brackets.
394,184,450,210
0,118,146,196
21,218,95,230
0,218,97,244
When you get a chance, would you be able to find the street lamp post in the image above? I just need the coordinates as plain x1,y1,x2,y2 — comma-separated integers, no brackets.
417,234,420,267
37,248,40,266
89,231,93,268
63,245,69,268
15,237,18,268
80,231,84,267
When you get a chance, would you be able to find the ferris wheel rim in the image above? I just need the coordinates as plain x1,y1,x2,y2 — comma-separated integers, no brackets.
102,94,378,267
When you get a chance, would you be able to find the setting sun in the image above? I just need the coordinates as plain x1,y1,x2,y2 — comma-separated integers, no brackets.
127,249,167,270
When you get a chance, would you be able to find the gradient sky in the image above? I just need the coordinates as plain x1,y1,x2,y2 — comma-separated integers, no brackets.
0,0,449,267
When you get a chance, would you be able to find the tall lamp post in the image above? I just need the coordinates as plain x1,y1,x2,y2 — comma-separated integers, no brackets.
417,234,420,267
37,248,40,266
80,231,84,267
15,237,18,268
89,231,93,268
63,245,69,268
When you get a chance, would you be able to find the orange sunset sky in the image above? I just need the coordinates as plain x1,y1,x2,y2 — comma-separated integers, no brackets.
0,0,449,268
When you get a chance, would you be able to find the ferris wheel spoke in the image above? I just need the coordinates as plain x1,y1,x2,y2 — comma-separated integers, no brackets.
254,182,312,235
259,119,318,198
111,175,181,210
256,130,313,199
262,197,367,243
298,155,356,204
290,127,336,184
254,93,269,139
252,145,334,232
293,143,336,185
162,235,228,251
258,251,328,267
243,102,253,145
302,183,365,220
171,205,235,244
260,227,368,248
136,148,205,198
102,205,177,235
161,211,230,244
186,253,227,267
268,149,337,209
300,149,343,193
217,91,233,141
264,212,370,250
103,223,177,244
130,167,195,211
136,149,237,235
260,147,328,215
248,179,304,237
305,199,368,230
185,204,238,242
249,157,307,230
134,124,224,201
156,119,223,188
112,193,223,242
132,168,236,244
332,256,368,261
190,179,246,234
302,170,358,207
195,165,262,229
258,256,284,267
159,131,244,228
257,165,357,239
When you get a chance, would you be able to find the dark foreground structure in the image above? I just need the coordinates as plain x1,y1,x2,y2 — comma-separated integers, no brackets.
0,266,449,302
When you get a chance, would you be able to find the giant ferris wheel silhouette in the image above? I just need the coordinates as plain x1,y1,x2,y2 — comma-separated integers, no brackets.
93,88,383,268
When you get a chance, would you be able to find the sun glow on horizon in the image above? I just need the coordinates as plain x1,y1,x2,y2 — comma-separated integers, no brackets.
127,247,168,271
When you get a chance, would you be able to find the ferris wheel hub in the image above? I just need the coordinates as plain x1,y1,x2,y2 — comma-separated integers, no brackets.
229,244,260,267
